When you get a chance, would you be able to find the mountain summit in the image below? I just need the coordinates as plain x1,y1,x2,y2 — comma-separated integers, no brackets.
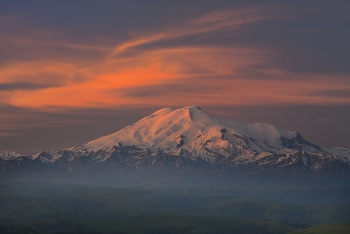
83,105,327,164
1,106,350,185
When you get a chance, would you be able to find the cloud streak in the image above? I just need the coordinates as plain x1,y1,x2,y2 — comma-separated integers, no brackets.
0,6,349,110
111,8,279,56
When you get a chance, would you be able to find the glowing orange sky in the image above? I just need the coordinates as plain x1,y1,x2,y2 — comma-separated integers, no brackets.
0,7,349,110
1,1,350,154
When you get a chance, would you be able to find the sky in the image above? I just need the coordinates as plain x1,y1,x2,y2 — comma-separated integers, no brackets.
0,0,350,155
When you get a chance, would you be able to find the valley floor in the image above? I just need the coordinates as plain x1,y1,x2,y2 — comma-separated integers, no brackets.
1,182,349,233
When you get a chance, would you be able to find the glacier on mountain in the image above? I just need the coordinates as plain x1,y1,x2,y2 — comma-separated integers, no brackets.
1,106,350,178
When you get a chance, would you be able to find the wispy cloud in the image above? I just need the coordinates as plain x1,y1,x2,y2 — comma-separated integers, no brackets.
0,82,51,91
311,116,350,123
0,7,349,110
111,8,279,56
0,133,17,137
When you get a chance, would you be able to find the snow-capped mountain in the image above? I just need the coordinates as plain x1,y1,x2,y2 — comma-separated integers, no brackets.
0,151,22,160
1,106,350,182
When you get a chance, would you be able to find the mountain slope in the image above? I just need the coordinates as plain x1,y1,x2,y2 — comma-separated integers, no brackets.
0,150,22,160
84,106,300,161
1,106,350,183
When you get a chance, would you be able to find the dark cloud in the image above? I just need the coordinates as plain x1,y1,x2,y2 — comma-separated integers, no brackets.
0,82,52,91
116,77,225,99
0,25,110,64
312,89,350,98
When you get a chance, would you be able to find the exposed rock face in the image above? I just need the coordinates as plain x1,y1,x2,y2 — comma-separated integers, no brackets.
1,106,350,182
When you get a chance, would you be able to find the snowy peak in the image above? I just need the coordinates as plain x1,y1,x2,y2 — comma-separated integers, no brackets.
84,105,218,152
2,106,350,179
147,105,209,123
23,105,350,169
0,150,22,160
325,147,350,163
83,105,318,163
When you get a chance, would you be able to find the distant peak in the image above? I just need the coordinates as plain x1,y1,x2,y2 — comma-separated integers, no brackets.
150,107,174,116
181,105,202,111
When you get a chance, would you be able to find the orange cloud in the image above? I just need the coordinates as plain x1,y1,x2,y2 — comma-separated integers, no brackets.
6,47,350,108
1,8,349,110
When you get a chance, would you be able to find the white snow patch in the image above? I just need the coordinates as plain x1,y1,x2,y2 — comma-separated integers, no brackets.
0,151,22,160
83,105,301,163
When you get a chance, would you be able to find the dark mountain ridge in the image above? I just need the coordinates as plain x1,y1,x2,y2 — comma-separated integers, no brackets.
1,106,350,187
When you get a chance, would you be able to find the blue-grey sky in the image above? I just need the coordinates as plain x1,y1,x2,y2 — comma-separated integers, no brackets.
0,1,349,154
